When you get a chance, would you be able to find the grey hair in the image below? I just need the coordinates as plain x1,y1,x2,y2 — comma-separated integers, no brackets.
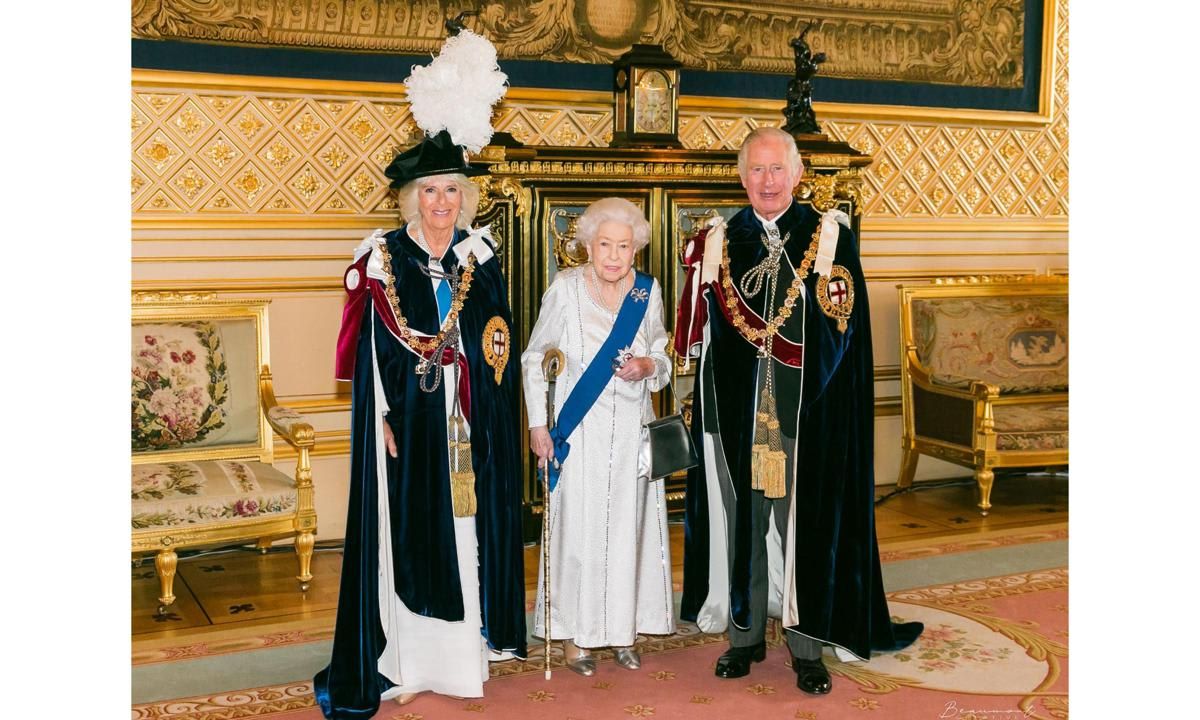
396,173,481,232
737,126,803,180
575,197,651,252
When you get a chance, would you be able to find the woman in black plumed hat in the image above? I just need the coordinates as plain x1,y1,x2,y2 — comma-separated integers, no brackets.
315,27,525,718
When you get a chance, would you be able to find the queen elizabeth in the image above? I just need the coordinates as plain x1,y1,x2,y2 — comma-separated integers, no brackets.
521,197,677,675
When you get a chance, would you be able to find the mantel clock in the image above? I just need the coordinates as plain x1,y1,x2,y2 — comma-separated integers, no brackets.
610,43,682,149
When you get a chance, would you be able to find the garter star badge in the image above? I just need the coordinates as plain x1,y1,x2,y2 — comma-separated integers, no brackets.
482,316,510,384
612,344,635,370
816,265,854,333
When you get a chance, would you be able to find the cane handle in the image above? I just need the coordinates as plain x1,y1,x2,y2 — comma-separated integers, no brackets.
541,348,564,381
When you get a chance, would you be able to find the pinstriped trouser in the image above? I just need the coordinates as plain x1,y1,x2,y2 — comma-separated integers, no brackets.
710,431,822,660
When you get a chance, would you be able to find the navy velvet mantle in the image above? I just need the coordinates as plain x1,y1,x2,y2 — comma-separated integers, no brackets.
314,227,527,719
681,202,922,660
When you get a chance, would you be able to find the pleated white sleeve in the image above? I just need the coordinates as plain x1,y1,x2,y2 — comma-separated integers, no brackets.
642,279,672,394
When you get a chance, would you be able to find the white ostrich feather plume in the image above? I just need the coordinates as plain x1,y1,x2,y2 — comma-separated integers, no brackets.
404,29,508,153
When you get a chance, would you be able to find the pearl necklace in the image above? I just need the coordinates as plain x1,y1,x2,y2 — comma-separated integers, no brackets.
586,264,631,315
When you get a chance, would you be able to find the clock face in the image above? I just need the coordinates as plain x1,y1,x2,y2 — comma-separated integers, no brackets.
633,69,672,134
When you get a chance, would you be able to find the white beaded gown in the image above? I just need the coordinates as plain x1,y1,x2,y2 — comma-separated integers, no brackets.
520,266,677,649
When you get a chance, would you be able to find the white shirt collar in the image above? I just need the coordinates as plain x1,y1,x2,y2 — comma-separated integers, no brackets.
753,209,784,240
753,208,789,234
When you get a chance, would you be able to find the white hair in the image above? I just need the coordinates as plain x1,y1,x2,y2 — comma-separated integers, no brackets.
737,126,803,180
576,197,650,252
396,173,481,232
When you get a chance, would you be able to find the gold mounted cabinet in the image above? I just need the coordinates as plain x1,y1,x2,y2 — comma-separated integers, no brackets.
473,134,870,539
610,43,683,149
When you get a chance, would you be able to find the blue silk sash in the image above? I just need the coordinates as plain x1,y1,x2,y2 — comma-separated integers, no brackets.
547,270,653,491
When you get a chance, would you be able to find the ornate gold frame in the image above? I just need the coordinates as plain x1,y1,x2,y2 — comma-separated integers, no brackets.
133,0,1055,113
131,292,317,610
896,275,1068,514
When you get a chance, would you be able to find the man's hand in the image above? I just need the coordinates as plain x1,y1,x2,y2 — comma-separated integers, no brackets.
616,356,656,382
382,419,398,458
530,425,554,468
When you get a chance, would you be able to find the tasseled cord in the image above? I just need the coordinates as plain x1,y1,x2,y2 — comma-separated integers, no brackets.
448,358,477,517
750,385,788,499
747,231,789,500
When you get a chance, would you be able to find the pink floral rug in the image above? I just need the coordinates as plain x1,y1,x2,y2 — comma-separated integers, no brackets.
133,523,1067,667
132,568,1068,719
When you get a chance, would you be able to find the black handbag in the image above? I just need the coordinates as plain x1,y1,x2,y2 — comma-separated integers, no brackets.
644,381,699,480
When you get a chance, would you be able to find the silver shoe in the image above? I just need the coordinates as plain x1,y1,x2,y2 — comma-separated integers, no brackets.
565,652,596,676
613,647,641,670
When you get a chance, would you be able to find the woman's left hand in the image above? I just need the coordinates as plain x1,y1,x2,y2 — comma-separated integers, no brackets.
615,356,656,382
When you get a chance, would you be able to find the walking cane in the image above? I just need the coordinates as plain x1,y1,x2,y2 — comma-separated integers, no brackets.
540,348,564,681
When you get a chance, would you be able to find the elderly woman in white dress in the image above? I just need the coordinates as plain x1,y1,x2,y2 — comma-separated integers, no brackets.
521,197,677,676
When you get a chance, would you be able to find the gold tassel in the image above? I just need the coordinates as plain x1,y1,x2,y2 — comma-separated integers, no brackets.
448,416,476,517
752,382,789,497
761,414,788,499
750,441,768,490
451,466,477,517
750,392,772,491
761,449,788,499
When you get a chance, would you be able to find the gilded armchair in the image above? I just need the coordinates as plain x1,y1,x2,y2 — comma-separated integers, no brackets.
131,293,317,612
896,276,1068,515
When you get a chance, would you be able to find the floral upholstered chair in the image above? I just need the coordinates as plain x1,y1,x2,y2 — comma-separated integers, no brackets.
131,292,316,612
896,276,1068,514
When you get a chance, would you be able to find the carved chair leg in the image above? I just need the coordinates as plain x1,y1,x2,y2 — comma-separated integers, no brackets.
897,445,918,489
155,549,178,612
256,537,273,554
975,468,995,516
295,530,314,593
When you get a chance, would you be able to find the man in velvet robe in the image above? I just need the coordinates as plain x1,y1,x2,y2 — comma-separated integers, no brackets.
674,127,922,695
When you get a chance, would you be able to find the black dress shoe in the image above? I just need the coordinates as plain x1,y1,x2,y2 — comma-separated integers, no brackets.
714,642,767,678
793,657,832,695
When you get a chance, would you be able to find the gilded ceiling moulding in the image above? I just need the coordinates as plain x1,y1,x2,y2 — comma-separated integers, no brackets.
132,0,1027,89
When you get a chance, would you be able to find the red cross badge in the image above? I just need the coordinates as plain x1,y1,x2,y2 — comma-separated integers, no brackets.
482,316,510,384
817,265,855,334
827,279,849,305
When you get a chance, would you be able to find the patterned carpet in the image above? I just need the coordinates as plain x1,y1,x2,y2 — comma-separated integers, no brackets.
132,564,1068,719
132,524,1067,667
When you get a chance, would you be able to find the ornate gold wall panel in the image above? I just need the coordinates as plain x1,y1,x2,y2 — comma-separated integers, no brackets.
133,0,1066,223
133,0,1028,88
819,0,1065,218
132,3,1064,222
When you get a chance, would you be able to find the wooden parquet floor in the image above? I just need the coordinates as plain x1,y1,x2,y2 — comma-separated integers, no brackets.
132,473,1067,646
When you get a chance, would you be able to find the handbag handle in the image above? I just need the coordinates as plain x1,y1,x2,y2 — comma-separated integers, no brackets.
641,357,686,420
660,334,696,414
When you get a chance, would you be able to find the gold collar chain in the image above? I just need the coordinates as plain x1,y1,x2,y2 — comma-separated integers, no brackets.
378,238,477,353
719,225,821,343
